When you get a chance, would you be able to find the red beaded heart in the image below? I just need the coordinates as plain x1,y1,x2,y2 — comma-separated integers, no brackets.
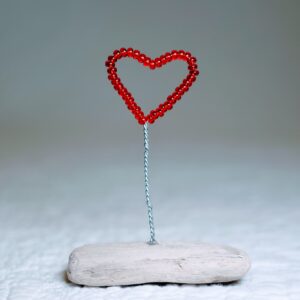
105,48,199,125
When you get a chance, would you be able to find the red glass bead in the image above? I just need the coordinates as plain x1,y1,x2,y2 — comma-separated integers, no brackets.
155,58,162,67
124,96,131,103
109,56,116,63
178,50,185,56
165,52,171,62
135,105,142,112
182,85,189,92
120,48,127,55
189,64,198,70
138,118,146,125
134,113,142,120
126,103,132,109
137,110,145,116
129,101,136,108
160,56,166,65
166,102,173,110
107,67,117,74
190,57,197,64
139,54,146,63
149,61,155,69
113,78,120,85
136,113,145,121
105,55,114,67
185,52,191,59
158,109,165,117
170,98,177,105
133,50,140,59
143,58,151,66
184,80,192,87
150,112,158,120
171,50,179,58
173,92,181,101
108,74,114,81
105,61,113,67
191,75,196,82
127,48,133,57
176,88,184,96
179,82,185,89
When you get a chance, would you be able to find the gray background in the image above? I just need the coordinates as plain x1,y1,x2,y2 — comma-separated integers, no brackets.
0,1,299,299
1,0,299,151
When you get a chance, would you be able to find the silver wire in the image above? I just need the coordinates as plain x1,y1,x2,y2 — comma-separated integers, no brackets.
143,122,157,245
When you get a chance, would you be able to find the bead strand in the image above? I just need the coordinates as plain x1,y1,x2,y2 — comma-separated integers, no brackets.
105,48,200,125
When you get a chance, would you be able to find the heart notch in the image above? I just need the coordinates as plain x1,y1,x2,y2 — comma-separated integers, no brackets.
105,48,199,125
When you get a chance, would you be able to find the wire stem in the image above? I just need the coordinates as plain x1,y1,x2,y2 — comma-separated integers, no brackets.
143,122,157,245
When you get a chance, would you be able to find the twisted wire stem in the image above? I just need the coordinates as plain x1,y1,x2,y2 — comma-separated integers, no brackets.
143,122,157,245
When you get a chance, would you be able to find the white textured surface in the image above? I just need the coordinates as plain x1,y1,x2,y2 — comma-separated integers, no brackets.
0,143,299,299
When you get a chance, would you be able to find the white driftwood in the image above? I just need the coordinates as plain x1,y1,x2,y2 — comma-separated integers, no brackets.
67,242,251,286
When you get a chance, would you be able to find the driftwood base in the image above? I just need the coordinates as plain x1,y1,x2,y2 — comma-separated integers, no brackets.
67,242,251,287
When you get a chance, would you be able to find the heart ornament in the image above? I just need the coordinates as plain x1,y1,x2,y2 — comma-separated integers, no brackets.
105,48,199,125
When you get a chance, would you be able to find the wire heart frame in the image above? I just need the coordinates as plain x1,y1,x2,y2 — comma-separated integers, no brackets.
105,48,199,125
